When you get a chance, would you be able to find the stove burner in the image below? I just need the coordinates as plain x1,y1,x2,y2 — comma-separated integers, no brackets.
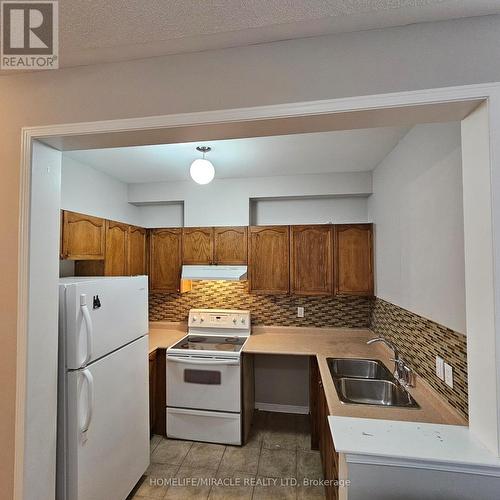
170,333,247,353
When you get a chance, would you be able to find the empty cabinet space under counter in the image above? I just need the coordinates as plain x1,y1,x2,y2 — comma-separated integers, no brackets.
243,326,466,425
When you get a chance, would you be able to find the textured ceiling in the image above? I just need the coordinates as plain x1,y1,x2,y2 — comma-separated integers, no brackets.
64,0,449,46
57,0,500,67
64,126,410,183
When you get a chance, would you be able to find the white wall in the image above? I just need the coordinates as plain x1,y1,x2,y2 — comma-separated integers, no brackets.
26,142,62,500
61,156,141,225
61,156,183,227
129,172,372,226
251,196,368,225
136,204,184,228
63,156,371,227
461,102,499,454
368,122,466,334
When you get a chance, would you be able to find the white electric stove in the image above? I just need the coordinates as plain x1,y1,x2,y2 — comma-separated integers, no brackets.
166,309,251,445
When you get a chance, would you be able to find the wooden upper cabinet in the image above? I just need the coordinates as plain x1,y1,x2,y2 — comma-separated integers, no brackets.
104,220,129,276
248,226,290,294
335,224,374,296
61,210,105,260
182,227,214,264
150,228,182,292
214,226,248,265
128,225,147,276
291,225,333,296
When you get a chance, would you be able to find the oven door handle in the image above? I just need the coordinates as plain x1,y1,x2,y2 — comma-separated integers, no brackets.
167,356,239,366
168,407,240,418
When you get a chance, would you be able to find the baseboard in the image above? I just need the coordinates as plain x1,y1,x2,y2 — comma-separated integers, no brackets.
254,402,309,414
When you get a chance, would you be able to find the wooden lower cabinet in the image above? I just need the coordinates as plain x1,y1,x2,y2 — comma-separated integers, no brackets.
310,357,320,451
310,357,339,500
149,348,166,436
149,351,157,434
242,353,255,444
320,387,338,500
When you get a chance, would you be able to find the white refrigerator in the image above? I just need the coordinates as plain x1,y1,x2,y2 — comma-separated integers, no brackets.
57,276,149,500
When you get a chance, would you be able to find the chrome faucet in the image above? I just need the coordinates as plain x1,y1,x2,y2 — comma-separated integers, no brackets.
367,337,399,360
366,337,415,387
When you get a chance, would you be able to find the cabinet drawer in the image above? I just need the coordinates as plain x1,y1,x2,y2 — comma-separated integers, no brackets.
167,407,241,445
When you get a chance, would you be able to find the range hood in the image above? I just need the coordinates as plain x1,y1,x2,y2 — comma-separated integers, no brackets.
181,265,248,281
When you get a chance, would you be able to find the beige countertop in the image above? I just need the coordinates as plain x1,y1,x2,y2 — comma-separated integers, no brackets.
149,322,467,427
148,322,186,354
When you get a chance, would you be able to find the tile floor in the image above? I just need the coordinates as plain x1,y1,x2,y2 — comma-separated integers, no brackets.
128,411,325,499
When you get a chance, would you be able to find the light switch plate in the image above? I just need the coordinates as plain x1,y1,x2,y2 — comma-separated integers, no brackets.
435,356,445,380
297,307,304,318
444,362,453,388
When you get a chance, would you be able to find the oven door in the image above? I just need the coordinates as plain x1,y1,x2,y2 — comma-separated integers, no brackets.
166,354,241,412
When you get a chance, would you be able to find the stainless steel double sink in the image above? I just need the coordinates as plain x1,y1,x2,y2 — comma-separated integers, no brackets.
328,358,419,408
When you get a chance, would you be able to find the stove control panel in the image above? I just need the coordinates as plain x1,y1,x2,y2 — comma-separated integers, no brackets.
188,309,251,331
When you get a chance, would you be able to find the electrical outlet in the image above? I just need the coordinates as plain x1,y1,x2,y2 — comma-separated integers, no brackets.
444,362,453,388
297,307,304,318
435,356,444,380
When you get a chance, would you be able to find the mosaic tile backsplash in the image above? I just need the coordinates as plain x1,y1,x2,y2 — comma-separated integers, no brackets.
149,280,373,328
149,282,468,419
371,298,468,419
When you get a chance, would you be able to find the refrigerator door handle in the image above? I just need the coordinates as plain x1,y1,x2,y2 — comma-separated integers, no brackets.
80,294,94,366
80,368,94,440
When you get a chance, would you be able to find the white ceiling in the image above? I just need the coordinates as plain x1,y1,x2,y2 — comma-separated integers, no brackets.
59,1,500,67
64,126,410,184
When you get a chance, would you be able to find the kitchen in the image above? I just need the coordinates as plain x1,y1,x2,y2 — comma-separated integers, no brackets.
4,3,500,499
42,111,499,500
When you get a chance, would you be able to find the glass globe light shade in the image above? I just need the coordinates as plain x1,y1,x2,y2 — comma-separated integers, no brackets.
190,158,215,184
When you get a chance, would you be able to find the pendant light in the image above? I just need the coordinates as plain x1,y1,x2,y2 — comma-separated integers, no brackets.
190,146,215,185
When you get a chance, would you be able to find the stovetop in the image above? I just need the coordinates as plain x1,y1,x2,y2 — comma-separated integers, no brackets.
170,334,247,353
167,309,251,356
